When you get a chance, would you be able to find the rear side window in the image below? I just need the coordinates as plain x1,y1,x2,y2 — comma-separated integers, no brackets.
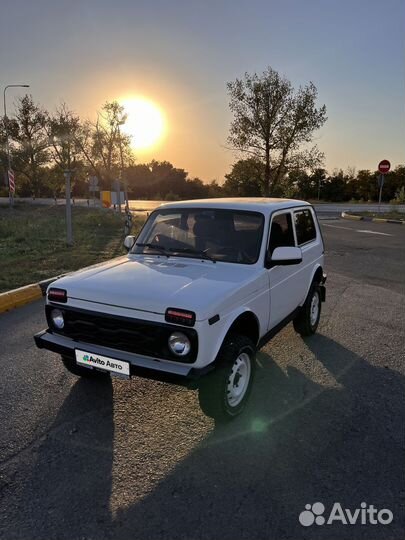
269,212,295,254
294,209,316,245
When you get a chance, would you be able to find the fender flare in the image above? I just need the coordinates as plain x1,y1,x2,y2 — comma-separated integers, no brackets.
301,264,324,305
210,307,261,364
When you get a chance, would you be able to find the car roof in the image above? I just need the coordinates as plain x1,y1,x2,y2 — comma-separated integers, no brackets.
157,197,311,214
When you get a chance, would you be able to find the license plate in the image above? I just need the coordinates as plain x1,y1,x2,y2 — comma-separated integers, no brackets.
75,349,130,377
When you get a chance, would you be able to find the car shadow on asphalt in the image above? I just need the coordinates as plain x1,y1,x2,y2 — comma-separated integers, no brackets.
5,335,404,540
112,334,404,540
3,375,115,540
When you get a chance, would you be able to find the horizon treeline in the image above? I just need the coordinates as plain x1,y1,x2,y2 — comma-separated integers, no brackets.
0,94,404,204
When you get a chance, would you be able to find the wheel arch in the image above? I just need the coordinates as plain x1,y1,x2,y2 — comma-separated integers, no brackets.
226,310,260,345
211,309,260,365
302,264,324,304
312,265,324,284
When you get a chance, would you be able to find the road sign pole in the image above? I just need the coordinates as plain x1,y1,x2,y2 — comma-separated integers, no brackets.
378,174,384,213
377,161,390,214
64,170,73,246
8,180,13,208
7,170,15,207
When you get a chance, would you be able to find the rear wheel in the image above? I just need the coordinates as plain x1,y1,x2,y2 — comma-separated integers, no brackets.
198,334,256,422
61,355,110,378
293,283,321,336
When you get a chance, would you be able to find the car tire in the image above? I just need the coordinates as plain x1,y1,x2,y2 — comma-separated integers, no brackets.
61,355,110,378
293,282,322,336
198,334,256,422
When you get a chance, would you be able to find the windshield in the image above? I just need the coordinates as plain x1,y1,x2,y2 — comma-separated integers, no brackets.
132,208,265,264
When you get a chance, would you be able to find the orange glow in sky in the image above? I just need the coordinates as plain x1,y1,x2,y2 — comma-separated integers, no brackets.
119,96,166,152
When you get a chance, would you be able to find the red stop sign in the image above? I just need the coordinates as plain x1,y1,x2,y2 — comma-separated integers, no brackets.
378,160,391,174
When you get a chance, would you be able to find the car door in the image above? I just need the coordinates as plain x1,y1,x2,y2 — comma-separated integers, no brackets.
267,209,304,330
293,207,321,301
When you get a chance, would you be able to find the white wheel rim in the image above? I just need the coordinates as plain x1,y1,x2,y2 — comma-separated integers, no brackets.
310,292,320,326
226,352,251,408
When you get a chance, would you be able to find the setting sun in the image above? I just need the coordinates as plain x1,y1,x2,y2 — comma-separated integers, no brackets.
120,97,165,151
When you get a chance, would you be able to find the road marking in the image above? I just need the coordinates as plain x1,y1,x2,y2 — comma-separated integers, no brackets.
322,223,393,236
322,224,354,231
356,229,392,236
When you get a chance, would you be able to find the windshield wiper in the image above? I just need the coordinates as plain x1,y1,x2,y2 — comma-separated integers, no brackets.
135,243,170,257
168,247,216,263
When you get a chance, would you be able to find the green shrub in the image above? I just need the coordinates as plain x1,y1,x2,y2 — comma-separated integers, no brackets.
390,186,405,204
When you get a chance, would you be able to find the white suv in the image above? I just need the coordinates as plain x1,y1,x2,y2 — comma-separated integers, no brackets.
35,198,326,421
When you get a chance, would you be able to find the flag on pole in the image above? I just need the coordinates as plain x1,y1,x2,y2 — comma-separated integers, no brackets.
8,169,15,193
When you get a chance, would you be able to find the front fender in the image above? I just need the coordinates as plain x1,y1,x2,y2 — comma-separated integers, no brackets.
201,307,260,369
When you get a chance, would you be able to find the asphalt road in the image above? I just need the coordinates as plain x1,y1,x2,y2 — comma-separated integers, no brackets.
0,218,404,540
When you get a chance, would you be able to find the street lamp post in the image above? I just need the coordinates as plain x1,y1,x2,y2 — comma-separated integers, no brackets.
3,84,30,207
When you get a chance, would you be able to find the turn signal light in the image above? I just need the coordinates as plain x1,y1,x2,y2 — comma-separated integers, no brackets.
48,288,67,303
165,308,195,327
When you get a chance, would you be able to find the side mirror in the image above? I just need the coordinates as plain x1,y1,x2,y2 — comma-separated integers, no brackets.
267,246,302,268
124,235,136,251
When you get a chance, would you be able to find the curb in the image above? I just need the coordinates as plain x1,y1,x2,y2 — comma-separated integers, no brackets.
341,211,363,221
341,211,405,225
0,274,64,315
0,284,42,314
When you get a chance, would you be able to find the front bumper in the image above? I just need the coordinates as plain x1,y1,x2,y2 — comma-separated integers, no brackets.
34,329,213,388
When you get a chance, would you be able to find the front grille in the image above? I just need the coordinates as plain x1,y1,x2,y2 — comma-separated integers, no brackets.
46,305,198,363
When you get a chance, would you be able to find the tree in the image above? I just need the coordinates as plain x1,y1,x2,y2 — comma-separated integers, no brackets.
45,104,81,171
385,166,405,202
392,185,405,204
9,95,49,196
351,170,377,201
207,180,225,198
311,168,327,200
321,170,348,202
125,160,210,200
288,169,312,199
227,67,327,196
44,104,84,197
126,160,187,199
77,101,133,188
126,163,153,197
223,158,264,196
184,177,209,199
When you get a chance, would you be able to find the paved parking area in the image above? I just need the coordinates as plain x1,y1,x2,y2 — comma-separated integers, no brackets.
0,219,404,540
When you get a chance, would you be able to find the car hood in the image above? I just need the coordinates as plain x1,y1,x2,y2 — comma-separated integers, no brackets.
51,255,262,321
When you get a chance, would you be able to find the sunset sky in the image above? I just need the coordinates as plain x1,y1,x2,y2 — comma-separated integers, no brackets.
0,0,404,182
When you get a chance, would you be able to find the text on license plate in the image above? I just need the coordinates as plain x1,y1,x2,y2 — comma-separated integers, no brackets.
75,349,130,376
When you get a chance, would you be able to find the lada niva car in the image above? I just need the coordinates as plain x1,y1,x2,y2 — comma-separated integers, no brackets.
35,198,326,421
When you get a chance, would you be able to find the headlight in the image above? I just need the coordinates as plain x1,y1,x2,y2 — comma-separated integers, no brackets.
51,308,64,329
168,332,191,356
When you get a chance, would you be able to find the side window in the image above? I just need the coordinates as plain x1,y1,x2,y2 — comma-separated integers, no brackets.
269,212,295,254
294,209,316,245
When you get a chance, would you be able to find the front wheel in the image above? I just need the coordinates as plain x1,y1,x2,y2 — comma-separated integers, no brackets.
198,335,256,422
293,283,322,336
